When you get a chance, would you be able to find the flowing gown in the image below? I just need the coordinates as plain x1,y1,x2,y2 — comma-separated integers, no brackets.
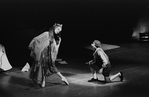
28,30,59,82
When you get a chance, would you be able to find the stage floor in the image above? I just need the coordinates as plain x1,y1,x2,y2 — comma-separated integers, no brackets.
0,41,149,97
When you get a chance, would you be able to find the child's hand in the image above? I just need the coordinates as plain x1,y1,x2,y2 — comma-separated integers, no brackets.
89,60,94,64
102,64,107,68
99,68,103,74
86,60,93,65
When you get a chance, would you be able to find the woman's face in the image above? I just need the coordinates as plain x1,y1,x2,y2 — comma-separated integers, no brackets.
54,26,62,34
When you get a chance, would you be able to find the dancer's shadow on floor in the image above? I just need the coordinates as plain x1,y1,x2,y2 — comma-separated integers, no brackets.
88,78,122,85
88,79,107,84
61,72,75,76
28,82,63,90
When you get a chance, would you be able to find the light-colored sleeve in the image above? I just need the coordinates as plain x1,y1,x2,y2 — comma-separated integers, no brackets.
98,51,108,64
28,39,35,49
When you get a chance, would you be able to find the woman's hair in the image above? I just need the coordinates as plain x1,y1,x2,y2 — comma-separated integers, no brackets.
53,23,63,29
53,23,62,44
52,23,62,43
48,23,62,39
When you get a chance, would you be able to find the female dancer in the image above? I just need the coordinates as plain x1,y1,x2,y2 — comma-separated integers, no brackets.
29,23,69,87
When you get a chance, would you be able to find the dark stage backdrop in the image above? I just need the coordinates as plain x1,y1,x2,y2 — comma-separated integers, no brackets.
0,0,149,67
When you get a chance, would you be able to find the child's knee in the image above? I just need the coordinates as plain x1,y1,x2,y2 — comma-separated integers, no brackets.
104,77,111,82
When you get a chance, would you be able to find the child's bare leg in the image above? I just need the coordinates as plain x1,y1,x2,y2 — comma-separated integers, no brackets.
104,72,123,83
110,72,121,81
110,72,123,82
90,68,97,79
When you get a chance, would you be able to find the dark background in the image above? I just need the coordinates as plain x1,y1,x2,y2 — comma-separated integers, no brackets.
0,0,149,67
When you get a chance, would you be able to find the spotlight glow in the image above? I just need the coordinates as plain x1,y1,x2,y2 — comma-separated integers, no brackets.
66,73,124,87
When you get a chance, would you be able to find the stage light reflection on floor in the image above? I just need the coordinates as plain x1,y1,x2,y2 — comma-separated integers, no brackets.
0,75,11,88
3,68,125,88
66,73,124,87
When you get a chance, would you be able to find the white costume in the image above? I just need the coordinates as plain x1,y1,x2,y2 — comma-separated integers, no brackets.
0,45,12,71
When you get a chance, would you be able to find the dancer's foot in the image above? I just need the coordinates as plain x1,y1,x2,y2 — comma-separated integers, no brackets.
62,77,69,85
41,80,45,87
119,72,124,81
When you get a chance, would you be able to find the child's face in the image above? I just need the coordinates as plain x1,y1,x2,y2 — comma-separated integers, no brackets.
91,43,97,49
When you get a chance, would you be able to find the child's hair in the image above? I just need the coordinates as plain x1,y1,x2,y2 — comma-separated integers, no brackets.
93,40,101,48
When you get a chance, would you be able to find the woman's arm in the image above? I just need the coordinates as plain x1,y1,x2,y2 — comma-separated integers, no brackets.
55,37,61,52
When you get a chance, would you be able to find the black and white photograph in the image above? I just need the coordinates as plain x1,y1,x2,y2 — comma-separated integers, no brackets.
0,0,149,97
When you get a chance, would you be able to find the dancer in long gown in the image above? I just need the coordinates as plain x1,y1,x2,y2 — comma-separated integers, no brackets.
29,23,69,87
